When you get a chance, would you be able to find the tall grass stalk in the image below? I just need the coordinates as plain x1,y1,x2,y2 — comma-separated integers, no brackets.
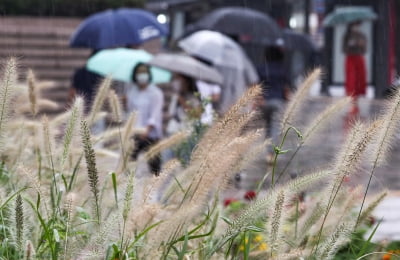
357,87,400,226
81,120,101,224
281,68,321,132
276,97,351,181
313,120,379,253
14,194,24,251
59,97,83,171
0,58,17,154
27,69,38,116
87,77,111,125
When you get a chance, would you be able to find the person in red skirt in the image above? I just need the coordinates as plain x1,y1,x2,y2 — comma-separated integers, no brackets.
342,20,367,115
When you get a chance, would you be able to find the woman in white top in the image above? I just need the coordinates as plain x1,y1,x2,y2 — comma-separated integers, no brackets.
125,63,164,175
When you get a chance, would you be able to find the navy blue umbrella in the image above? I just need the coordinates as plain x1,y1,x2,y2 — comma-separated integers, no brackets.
70,8,168,50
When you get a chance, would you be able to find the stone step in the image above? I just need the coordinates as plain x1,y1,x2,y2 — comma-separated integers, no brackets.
0,48,88,59
18,58,86,69
0,37,74,48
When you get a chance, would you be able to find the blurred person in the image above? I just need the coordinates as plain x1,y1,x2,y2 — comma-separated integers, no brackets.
125,63,164,176
342,21,367,115
257,45,291,140
196,80,221,125
69,50,103,113
166,73,202,135
191,55,222,122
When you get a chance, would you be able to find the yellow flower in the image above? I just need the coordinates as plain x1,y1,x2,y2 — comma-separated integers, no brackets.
254,235,263,243
239,245,245,251
258,242,268,251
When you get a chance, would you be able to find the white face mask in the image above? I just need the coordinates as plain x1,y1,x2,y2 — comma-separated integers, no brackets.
136,73,150,84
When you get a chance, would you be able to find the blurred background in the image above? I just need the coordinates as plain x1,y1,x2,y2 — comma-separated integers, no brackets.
0,0,399,109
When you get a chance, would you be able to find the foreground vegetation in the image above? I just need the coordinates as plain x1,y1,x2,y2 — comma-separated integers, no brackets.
0,58,399,259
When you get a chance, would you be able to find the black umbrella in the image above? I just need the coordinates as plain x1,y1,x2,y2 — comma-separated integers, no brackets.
185,7,282,45
282,29,318,54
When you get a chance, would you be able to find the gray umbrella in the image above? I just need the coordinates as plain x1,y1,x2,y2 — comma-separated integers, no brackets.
148,53,223,85
184,7,282,45
283,29,317,53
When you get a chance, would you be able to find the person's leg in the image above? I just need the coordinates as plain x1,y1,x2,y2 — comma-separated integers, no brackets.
132,137,161,176
262,103,275,138
131,137,147,160
148,153,161,176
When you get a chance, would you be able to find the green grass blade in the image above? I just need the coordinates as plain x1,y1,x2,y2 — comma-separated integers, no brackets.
110,172,118,208
177,231,189,260
356,219,382,258
0,187,28,210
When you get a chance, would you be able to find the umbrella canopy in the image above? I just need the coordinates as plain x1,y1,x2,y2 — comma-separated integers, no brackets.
70,8,168,50
86,48,171,83
323,7,377,27
148,53,223,85
282,29,317,53
178,30,249,69
184,7,282,45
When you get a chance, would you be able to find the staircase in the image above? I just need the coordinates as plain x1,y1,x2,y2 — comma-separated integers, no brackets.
0,16,90,114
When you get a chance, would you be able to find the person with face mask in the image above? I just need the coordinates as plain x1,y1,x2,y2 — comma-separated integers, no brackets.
166,73,203,135
125,63,164,176
342,20,367,115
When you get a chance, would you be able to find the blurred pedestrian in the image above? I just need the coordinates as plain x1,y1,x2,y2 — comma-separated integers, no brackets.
69,50,103,113
191,56,222,123
196,80,221,125
257,45,290,139
125,63,164,176
166,73,203,135
342,21,367,115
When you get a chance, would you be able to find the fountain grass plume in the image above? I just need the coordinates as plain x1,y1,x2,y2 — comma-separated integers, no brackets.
15,194,24,250
357,191,387,227
60,97,83,171
333,120,380,180
27,69,38,116
269,190,286,254
302,97,351,143
314,120,380,254
24,240,36,260
356,87,400,227
63,194,73,260
192,85,262,161
370,86,400,166
187,130,261,206
41,115,56,173
296,202,325,246
116,112,136,174
316,222,352,260
19,166,50,218
144,131,189,161
50,110,71,127
218,171,328,247
281,68,321,132
123,167,136,222
0,58,17,154
80,120,100,224
108,89,122,123
87,77,112,125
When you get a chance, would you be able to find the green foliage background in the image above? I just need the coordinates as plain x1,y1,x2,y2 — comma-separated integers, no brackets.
0,0,146,17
